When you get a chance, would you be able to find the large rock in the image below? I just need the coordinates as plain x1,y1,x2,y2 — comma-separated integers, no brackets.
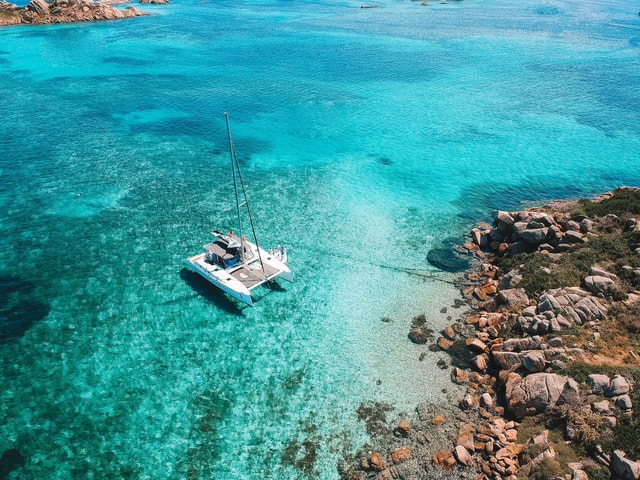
564,230,585,243
456,429,475,453
522,350,546,372
502,336,542,352
499,269,523,289
587,374,611,394
580,218,594,233
25,0,48,14
396,419,411,437
521,227,549,244
592,400,611,414
369,452,385,471
584,275,616,295
506,372,580,420
493,210,515,226
453,445,474,467
615,394,633,411
492,351,522,370
573,470,589,480
531,212,555,226
575,296,607,320
499,288,530,308
608,375,631,396
611,450,640,480
432,450,456,471
480,392,494,409
466,337,488,353
451,367,469,384
590,266,618,280
408,327,431,344
390,446,412,464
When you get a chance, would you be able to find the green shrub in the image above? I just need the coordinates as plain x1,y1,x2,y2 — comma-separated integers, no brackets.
556,405,606,449
578,188,640,217
612,302,640,334
561,362,618,384
498,253,574,297
519,443,548,466
499,229,640,298
529,458,565,480
582,462,610,480
598,412,640,460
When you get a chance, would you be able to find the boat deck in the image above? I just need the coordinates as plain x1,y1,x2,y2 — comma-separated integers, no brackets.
231,261,281,290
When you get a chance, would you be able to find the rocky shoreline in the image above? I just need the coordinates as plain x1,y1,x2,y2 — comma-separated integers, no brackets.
340,188,640,480
0,0,153,27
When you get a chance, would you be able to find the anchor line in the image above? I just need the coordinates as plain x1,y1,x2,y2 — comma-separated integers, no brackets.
284,242,461,286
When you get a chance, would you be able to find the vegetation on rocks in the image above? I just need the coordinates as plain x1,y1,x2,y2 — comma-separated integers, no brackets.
498,188,640,298
467,188,640,479
340,188,640,480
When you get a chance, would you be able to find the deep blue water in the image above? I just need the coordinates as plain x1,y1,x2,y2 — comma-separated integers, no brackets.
1,0,639,478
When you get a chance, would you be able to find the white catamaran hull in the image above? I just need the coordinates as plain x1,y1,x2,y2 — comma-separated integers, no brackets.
185,239,293,306
185,113,293,306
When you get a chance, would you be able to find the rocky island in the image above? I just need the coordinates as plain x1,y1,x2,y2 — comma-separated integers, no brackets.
340,187,640,480
0,0,148,26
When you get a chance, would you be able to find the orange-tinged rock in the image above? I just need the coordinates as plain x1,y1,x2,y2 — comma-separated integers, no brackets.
391,446,413,464
451,367,469,384
467,314,479,324
456,429,475,453
432,450,456,471
431,415,446,425
505,428,518,442
481,283,498,295
466,337,488,353
474,287,488,301
369,452,385,471
396,419,411,437
442,325,456,340
437,337,453,350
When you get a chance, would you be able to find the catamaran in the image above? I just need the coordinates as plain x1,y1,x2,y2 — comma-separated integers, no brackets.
185,113,293,306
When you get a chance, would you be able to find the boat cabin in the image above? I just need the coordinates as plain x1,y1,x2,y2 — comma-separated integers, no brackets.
204,230,244,268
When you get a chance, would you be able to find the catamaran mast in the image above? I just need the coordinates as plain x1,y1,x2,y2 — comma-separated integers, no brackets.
223,113,268,279
225,112,245,258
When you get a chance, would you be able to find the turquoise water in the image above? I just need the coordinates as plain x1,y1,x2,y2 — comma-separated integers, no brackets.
1,0,639,478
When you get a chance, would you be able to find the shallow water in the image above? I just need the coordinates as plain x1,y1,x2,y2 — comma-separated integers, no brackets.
1,0,639,478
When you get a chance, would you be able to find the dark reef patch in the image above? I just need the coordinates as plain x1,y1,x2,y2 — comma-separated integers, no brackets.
534,4,559,15
0,448,25,480
356,401,394,437
104,56,155,67
282,368,306,392
281,427,321,475
176,388,234,478
0,276,49,343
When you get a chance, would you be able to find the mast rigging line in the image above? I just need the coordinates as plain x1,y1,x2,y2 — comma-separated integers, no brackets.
224,112,269,281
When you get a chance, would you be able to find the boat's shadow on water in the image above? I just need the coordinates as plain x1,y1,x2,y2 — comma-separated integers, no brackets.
179,269,246,316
